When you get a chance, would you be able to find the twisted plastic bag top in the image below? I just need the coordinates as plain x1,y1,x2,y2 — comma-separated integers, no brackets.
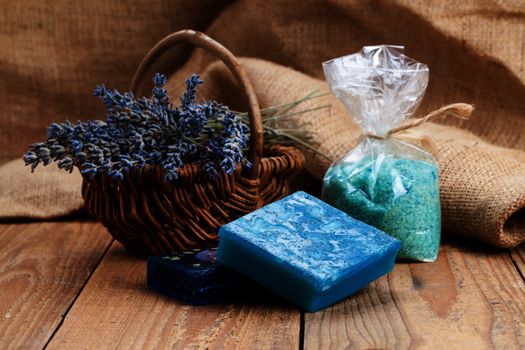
322,45,429,138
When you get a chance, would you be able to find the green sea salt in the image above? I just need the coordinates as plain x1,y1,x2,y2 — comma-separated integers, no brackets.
322,156,441,262
322,46,441,261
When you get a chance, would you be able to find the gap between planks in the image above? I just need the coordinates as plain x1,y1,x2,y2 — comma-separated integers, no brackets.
510,246,525,283
304,239,525,350
46,241,301,350
0,221,113,350
5,220,525,350
43,236,114,350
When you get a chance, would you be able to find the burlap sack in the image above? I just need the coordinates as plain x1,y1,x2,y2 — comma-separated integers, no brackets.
2,0,525,248
2,55,525,248
196,58,525,248
4,0,525,163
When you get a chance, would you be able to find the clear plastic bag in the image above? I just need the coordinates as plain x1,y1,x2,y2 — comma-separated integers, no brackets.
321,46,440,262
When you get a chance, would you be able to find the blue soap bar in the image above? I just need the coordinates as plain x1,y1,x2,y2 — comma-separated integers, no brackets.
147,248,259,305
217,191,401,312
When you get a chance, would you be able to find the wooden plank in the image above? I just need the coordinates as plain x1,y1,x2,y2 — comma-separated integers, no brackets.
0,221,113,349
305,241,525,350
47,242,300,349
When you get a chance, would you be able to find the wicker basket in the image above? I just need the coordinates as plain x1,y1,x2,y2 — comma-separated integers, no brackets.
81,30,304,256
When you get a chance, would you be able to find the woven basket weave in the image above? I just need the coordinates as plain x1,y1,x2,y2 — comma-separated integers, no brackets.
81,30,304,256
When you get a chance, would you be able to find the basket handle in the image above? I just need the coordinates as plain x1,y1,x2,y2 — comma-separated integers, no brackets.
130,30,263,179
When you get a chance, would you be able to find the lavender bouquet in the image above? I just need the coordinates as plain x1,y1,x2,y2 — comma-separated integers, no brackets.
24,73,328,182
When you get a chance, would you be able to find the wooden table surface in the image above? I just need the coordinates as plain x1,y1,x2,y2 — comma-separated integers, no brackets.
1,220,525,349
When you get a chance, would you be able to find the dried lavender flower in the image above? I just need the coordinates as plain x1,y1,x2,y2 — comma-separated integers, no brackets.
24,74,249,182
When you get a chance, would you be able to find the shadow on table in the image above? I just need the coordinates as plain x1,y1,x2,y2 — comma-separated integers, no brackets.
106,244,298,311
441,233,513,256
104,229,519,314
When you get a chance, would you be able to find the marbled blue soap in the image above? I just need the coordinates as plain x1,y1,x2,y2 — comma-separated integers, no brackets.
217,191,401,312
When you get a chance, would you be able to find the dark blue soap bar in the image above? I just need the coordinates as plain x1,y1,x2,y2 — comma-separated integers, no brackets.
217,191,401,312
147,248,257,305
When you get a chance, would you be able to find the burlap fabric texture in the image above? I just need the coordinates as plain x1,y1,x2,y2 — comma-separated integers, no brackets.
3,0,525,162
1,0,525,248
5,57,523,249
0,159,84,219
